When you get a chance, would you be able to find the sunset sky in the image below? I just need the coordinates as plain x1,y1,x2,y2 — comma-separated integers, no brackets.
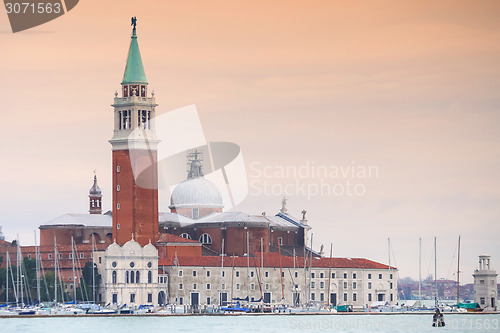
1,1,500,283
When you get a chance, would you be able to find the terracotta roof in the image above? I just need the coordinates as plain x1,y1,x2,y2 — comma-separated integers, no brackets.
157,233,200,244
159,252,395,270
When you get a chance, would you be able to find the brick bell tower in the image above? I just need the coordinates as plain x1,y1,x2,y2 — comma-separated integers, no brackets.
109,19,160,246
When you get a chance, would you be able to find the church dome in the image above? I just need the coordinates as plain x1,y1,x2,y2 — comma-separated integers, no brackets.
170,177,223,209
169,157,223,209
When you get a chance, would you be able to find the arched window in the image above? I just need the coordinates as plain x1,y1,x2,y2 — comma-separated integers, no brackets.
148,271,152,283
125,271,129,283
278,237,283,245
199,233,212,244
180,233,192,240
112,271,117,284
136,271,140,283
130,271,135,283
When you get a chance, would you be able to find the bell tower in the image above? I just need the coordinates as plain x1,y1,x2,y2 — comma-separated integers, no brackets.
109,19,160,246
89,173,102,214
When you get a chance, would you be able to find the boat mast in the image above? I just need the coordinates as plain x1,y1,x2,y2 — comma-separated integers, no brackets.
434,236,437,308
220,238,224,305
71,236,77,303
17,237,23,307
246,230,250,306
230,255,235,303
327,243,332,308
278,239,284,302
91,234,95,305
418,238,421,306
260,238,264,306
35,231,41,304
54,235,57,304
457,235,461,305
5,251,8,305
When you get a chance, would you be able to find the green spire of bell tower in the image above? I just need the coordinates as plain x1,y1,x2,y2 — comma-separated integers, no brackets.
122,17,147,84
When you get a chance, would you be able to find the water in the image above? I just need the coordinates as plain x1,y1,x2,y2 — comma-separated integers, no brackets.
1,314,499,333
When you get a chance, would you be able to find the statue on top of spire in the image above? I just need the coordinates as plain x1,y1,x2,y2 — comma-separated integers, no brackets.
131,16,137,29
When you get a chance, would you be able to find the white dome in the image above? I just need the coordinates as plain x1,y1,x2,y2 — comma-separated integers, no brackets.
170,177,223,209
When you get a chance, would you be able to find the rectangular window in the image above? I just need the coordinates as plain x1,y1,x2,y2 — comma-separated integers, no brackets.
368,294,372,301
353,293,357,301
28,254,31,259
206,271,210,277
236,284,240,290
251,283,255,290
222,271,225,277
265,272,269,278
311,293,315,301
343,273,347,279
353,282,357,289
344,293,347,302
332,273,335,278
368,282,372,289
320,293,324,301
311,272,315,278
179,270,183,277
251,271,254,278
282,272,284,278
320,281,324,289
59,253,63,259
343,282,347,289
379,274,382,279
390,274,393,279
390,294,393,302
207,297,211,305
130,294,136,303
179,283,183,290
390,282,393,289
311,282,315,289
480,297,485,305
148,293,152,303
112,294,117,304
480,280,485,284
193,270,197,277
206,284,211,290
320,273,324,278
179,297,183,305
265,283,269,290
49,254,52,260
222,283,226,290
295,271,298,278
69,253,73,259
80,253,84,259
99,257,102,264
353,273,357,279
193,283,197,290
236,271,240,277
368,274,371,279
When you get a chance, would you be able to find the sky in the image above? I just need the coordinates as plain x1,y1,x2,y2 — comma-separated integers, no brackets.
1,0,500,284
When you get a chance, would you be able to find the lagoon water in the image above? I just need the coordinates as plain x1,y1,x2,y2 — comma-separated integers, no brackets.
2,313,499,333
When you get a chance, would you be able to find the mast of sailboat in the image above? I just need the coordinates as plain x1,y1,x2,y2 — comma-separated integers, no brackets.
220,238,224,305
6,251,9,305
91,234,95,305
327,243,332,308
35,231,41,304
54,235,57,304
17,236,23,307
418,237,422,306
278,239,284,302
457,235,461,305
434,236,437,308
230,255,235,303
71,236,77,303
246,230,250,306
307,233,314,306
260,238,264,306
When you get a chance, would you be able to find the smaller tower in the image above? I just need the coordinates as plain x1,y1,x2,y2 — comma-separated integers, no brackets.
89,173,102,214
473,254,498,311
